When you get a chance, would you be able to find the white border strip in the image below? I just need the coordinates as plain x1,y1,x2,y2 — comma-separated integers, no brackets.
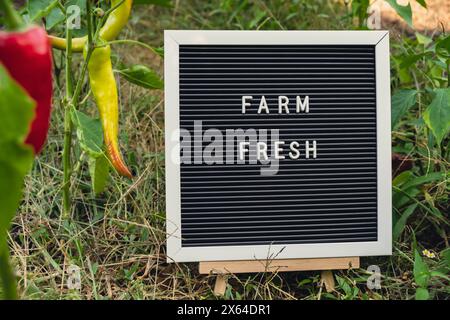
165,30,391,262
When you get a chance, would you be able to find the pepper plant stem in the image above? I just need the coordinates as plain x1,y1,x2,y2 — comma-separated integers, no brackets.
0,0,24,30
0,233,17,300
106,39,163,57
62,20,74,218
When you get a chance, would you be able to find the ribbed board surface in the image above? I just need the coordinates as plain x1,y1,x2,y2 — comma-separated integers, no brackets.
179,45,378,247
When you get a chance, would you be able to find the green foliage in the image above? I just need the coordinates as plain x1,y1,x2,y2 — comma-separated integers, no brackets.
414,250,430,288
393,203,417,241
28,0,58,21
423,88,450,146
133,0,172,7
0,64,35,299
70,108,111,194
117,64,164,90
28,0,86,31
392,171,444,212
350,0,370,28
335,276,360,300
390,10,449,302
385,0,413,27
88,153,110,195
0,65,35,234
415,287,429,300
70,108,103,157
391,89,417,129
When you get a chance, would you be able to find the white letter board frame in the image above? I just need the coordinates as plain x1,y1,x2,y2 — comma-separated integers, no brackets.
164,30,391,262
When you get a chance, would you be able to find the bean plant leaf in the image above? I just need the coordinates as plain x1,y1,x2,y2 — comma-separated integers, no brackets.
88,155,110,195
0,65,35,238
385,0,413,27
423,88,450,146
70,108,104,157
134,0,172,7
116,64,164,90
391,90,417,129
414,249,430,288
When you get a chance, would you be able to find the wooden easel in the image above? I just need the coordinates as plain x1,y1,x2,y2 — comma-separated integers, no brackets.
199,256,359,296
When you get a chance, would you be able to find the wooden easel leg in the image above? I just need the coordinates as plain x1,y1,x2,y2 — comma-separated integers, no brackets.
321,270,335,293
199,257,359,296
214,274,227,296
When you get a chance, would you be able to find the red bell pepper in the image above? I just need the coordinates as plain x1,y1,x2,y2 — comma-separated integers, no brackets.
0,0,53,154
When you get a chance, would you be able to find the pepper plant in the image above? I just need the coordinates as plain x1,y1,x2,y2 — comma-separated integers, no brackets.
36,0,164,216
0,0,53,299
0,0,165,298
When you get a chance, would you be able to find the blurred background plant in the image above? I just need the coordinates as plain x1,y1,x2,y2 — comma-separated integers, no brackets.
0,0,448,300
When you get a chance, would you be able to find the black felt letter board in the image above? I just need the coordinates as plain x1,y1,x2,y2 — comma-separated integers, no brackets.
178,44,377,247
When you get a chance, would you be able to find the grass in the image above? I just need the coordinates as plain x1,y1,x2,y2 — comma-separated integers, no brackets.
3,0,449,300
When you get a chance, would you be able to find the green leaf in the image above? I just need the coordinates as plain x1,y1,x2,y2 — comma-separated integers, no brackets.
134,0,172,7
28,0,86,29
45,7,64,30
393,172,444,209
429,271,450,282
423,88,450,145
336,276,352,297
0,70,35,143
442,248,450,267
415,287,429,300
70,108,104,157
414,249,430,288
154,47,164,58
435,35,450,58
28,0,59,21
399,53,429,69
401,171,444,190
88,155,110,195
391,90,417,129
385,0,413,27
392,170,413,187
415,0,427,9
415,32,431,46
393,187,420,209
0,64,35,236
116,65,164,90
393,204,417,241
